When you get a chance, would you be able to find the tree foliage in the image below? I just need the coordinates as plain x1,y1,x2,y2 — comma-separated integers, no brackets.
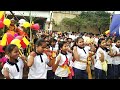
61,11,111,33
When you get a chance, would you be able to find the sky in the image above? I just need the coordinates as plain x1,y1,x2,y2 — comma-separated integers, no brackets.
107,11,120,14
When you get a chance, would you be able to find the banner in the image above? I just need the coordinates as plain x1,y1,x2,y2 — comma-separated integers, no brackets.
110,14,120,36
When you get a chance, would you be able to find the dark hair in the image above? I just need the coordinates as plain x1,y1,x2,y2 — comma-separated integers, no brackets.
71,37,83,50
5,44,17,54
106,36,112,42
35,38,46,47
91,44,98,52
41,34,46,39
67,38,72,41
34,38,38,44
76,37,83,43
34,38,46,52
114,36,120,43
98,38,105,47
49,38,57,45
2,46,7,52
58,41,67,50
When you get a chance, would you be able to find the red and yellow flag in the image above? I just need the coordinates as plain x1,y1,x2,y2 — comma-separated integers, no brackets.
11,36,30,49
0,11,5,21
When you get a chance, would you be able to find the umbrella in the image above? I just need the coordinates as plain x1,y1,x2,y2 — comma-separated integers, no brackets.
0,33,14,46
11,36,30,49
0,45,4,52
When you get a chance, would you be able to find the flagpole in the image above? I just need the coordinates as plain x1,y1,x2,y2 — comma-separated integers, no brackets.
29,11,32,43
29,11,33,53
3,11,6,34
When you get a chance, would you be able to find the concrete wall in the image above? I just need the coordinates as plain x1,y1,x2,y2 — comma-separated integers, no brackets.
52,12,77,25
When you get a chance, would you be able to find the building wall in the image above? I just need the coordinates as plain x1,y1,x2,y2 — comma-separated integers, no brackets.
52,11,80,25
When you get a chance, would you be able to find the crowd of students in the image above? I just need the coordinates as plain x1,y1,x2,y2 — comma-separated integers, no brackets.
0,18,120,79
0,30,120,79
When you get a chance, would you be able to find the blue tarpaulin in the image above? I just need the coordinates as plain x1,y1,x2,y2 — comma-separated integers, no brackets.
110,14,120,36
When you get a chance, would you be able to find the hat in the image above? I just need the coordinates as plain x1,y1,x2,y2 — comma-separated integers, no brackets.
0,45,4,52
18,19,26,24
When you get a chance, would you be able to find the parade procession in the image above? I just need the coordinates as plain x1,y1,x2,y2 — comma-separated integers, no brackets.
0,11,120,79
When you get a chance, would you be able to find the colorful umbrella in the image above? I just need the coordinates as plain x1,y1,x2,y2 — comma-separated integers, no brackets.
0,33,14,46
10,36,30,49
0,45,4,52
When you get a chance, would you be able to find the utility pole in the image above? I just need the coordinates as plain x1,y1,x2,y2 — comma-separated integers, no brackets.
9,11,19,21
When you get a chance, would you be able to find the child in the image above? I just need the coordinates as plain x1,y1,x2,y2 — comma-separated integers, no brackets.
72,37,90,79
94,38,108,79
89,44,98,78
27,38,52,79
112,37,120,79
46,38,58,79
1,44,27,79
53,41,73,79
106,37,114,79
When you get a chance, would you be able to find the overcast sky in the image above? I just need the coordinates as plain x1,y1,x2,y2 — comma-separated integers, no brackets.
107,11,120,14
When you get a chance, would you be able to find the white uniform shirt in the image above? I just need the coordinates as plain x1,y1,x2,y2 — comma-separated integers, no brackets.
28,53,49,79
1,57,24,79
55,52,73,77
106,46,114,64
112,45,120,65
73,46,90,70
94,37,98,45
94,47,108,70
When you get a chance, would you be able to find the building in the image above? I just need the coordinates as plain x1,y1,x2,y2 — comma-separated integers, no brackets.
51,11,81,25
5,11,51,30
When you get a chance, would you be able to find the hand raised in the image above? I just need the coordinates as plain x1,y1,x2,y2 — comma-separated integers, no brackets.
99,51,104,62
30,51,36,57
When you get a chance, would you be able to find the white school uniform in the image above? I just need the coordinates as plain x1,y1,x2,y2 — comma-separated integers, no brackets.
72,46,90,70
112,45,120,65
55,52,73,77
46,46,58,70
94,47,108,70
28,53,49,79
1,57,24,79
106,46,114,65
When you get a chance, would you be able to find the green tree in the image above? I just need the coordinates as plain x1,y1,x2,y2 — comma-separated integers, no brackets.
80,11,110,34
61,11,110,33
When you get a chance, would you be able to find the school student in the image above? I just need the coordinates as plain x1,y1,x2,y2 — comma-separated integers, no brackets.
106,37,114,79
53,41,73,79
46,38,58,79
1,44,27,79
72,37,90,79
112,37,120,79
94,38,108,79
27,38,52,79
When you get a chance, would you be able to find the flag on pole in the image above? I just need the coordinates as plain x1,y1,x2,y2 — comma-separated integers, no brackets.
22,36,30,46
0,11,4,20
0,33,14,46
10,36,30,49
